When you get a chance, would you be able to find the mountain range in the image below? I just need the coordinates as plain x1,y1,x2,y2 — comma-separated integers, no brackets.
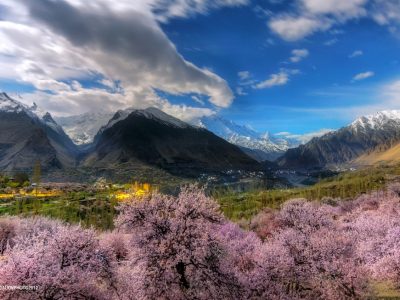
0,93,259,179
57,110,328,161
2,92,400,179
278,110,400,170
83,108,258,176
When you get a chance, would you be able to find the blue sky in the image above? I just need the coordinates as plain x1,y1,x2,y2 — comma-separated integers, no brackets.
0,0,400,135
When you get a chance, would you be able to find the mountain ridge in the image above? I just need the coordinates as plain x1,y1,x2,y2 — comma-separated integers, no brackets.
278,110,400,170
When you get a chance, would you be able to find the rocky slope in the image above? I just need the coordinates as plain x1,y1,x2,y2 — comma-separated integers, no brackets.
278,110,400,170
83,108,260,176
0,93,78,171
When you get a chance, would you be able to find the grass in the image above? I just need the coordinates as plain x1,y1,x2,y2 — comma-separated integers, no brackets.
214,164,400,220
0,191,118,230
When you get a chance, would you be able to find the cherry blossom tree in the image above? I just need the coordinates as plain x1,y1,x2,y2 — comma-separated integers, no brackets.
2,186,400,299
115,186,243,299
0,217,115,300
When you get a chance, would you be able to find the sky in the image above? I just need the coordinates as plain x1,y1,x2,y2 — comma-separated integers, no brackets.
0,0,399,135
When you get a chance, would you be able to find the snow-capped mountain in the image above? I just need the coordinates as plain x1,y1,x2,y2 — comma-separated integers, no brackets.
197,115,300,161
83,107,259,174
0,92,68,137
56,111,114,145
56,106,328,162
0,92,78,170
99,107,190,135
278,110,400,170
350,110,400,132
56,107,192,145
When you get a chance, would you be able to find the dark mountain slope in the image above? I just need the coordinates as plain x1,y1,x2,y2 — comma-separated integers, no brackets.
0,93,78,171
278,111,400,170
84,108,260,176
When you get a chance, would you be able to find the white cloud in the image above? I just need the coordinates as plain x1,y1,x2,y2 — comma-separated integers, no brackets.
238,71,251,80
269,15,332,41
290,49,309,62
324,38,338,46
301,0,367,19
149,0,249,22
371,0,400,26
237,71,256,95
349,50,363,58
353,71,375,81
268,0,400,41
275,128,333,144
0,0,244,120
381,79,400,105
236,86,247,96
254,71,289,89
191,95,205,105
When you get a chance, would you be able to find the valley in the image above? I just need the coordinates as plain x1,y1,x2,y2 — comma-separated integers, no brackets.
3,92,400,229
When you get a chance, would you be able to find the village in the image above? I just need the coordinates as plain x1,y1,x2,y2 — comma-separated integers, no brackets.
0,172,155,201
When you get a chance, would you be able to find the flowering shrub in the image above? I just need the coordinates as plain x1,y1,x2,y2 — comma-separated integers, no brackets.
1,185,400,299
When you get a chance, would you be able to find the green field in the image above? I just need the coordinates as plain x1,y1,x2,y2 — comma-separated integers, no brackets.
215,164,400,220
1,164,400,229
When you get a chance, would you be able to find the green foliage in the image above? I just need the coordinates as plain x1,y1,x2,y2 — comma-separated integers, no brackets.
0,191,117,230
215,164,400,221
0,175,10,188
7,182,20,189
14,172,29,186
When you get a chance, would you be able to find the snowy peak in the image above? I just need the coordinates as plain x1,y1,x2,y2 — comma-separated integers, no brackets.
351,110,400,131
0,92,29,113
0,92,68,138
57,107,191,146
132,107,189,129
197,115,297,159
278,110,400,169
101,107,190,134
56,111,114,145
197,115,259,139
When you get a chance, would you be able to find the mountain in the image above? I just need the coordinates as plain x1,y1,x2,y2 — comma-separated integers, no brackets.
0,93,78,171
278,110,400,170
197,115,298,161
56,111,114,145
57,111,325,162
355,142,400,166
83,107,260,176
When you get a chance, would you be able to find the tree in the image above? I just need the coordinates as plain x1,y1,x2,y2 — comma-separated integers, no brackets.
0,218,18,255
0,217,115,300
115,186,243,299
13,172,29,187
2,187,399,299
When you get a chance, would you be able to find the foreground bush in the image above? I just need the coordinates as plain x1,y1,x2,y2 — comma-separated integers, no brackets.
2,185,400,299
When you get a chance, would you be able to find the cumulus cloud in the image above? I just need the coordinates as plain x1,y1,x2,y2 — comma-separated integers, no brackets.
290,49,309,63
0,0,245,119
353,71,375,81
349,50,363,58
